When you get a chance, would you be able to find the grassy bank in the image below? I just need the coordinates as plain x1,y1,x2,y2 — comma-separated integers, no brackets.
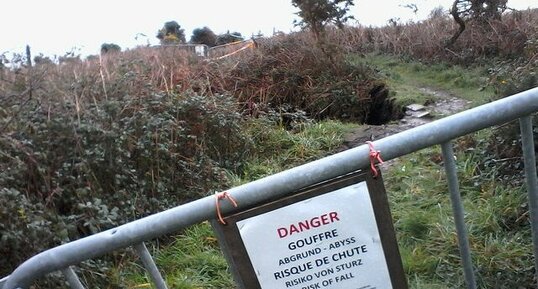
388,142,532,288
351,54,495,108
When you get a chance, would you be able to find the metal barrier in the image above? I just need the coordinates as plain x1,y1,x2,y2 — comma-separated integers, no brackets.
153,44,209,57
2,87,538,289
206,39,256,59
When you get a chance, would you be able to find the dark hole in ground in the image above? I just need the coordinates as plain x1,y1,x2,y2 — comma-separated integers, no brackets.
273,84,404,130
365,84,404,125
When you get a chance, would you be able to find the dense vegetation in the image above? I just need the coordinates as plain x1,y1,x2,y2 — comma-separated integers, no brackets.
341,6,538,172
351,7,538,288
1,5,537,289
0,28,396,286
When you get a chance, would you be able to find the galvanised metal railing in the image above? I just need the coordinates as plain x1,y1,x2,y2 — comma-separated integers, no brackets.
2,87,538,289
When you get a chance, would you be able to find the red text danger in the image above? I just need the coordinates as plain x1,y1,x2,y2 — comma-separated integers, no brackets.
277,211,340,238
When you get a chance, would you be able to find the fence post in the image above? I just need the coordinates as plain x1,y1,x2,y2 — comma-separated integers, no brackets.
441,142,477,289
133,243,168,289
61,267,85,289
519,115,538,286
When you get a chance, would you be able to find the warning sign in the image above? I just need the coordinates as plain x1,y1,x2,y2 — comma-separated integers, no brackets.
212,171,407,289
238,181,391,288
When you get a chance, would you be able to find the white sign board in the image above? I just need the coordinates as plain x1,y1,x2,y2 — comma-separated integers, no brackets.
236,181,393,289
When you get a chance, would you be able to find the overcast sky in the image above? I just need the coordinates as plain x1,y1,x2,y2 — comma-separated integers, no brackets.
1,0,535,58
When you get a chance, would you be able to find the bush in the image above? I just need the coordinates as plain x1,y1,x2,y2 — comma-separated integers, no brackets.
0,31,396,285
215,32,244,45
0,89,250,281
481,42,538,182
209,32,401,123
101,43,121,54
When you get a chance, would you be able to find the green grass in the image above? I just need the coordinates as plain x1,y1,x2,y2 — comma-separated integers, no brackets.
120,130,535,289
386,135,534,288
350,54,495,107
119,129,535,288
119,119,359,288
116,223,234,289
233,118,358,182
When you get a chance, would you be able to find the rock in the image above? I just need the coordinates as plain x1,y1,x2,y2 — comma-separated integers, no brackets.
416,111,431,118
406,104,426,111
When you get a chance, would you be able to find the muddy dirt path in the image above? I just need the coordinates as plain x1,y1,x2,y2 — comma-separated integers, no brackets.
337,86,472,152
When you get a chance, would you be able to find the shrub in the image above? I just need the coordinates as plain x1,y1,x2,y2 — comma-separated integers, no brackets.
215,32,244,45
0,84,250,281
0,30,397,286
208,32,401,123
474,34,538,185
101,43,121,54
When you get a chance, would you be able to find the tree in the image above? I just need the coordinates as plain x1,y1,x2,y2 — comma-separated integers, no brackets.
33,54,54,65
100,43,121,54
157,21,186,45
428,6,446,19
190,27,217,47
0,54,5,70
216,31,244,45
291,0,354,65
446,0,507,47
291,0,354,40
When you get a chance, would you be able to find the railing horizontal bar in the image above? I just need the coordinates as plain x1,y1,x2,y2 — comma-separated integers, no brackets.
61,267,85,289
133,243,168,289
0,276,8,288
519,115,538,287
441,142,476,289
4,87,538,289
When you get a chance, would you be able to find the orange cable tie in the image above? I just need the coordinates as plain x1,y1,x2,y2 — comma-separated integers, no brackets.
215,191,238,225
366,141,384,177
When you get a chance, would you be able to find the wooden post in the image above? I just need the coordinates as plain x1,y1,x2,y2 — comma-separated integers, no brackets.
25,45,32,67
25,45,33,99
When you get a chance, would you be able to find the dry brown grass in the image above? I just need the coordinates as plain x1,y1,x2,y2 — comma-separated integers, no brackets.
1,29,401,128
329,8,538,63
203,32,399,123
